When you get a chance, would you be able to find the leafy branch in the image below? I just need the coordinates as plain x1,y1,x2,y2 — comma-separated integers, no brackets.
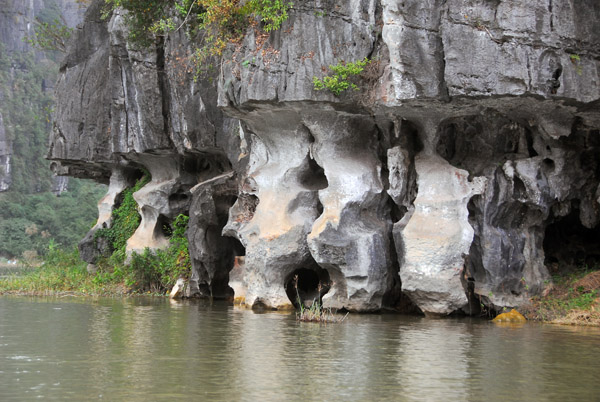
103,0,292,77
25,17,73,53
313,57,371,96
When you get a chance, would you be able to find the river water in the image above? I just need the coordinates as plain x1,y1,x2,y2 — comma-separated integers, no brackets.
1,296,599,401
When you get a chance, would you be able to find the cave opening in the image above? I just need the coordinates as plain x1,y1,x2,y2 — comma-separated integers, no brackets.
230,236,246,257
156,214,172,238
168,190,190,212
112,167,149,210
297,156,328,191
544,204,600,275
284,266,331,308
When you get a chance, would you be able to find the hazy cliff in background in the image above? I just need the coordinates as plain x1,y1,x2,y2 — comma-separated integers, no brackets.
0,0,104,259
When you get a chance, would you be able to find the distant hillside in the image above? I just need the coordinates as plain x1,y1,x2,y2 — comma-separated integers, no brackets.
0,0,104,259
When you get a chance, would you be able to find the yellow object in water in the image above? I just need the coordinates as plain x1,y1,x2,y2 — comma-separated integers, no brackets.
493,309,527,323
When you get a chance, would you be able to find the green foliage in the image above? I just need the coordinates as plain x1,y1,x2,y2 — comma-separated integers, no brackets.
23,1,73,54
88,172,191,294
95,212,191,294
0,180,106,258
0,46,55,193
569,53,583,76
527,265,600,323
0,2,107,261
103,0,292,75
95,174,150,255
0,243,122,295
313,57,371,96
25,19,73,53
125,214,191,292
103,0,184,47
247,0,291,32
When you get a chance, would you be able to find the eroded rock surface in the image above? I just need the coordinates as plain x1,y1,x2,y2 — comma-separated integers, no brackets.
50,3,239,295
52,0,600,315
397,154,486,315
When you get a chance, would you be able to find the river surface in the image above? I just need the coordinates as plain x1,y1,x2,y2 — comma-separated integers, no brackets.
1,296,599,401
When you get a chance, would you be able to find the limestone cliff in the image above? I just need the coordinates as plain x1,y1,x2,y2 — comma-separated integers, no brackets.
51,0,600,315
0,0,86,193
0,0,84,52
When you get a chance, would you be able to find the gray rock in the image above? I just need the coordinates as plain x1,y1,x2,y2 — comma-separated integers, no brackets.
304,110,394,312
396,154,486,315
78,167,136,263
187,172,239,299
86,263,98,275
52,2,239,267
169,277,186,299
52,0,600,315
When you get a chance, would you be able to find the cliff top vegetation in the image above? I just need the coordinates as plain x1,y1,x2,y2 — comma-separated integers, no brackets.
104,0,292,75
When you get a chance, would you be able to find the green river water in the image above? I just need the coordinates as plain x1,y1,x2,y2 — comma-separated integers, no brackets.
1,296,599,401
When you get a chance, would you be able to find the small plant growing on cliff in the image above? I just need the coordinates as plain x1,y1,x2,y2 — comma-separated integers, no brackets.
569,54,583,76
25,17,73,53
313,57,371,96
24,1,74,53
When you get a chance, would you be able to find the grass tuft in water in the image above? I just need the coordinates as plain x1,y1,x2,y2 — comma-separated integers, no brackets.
293,275,348,323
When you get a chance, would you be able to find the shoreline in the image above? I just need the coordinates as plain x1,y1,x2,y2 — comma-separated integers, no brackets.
2,256,598,326
1,288,598,326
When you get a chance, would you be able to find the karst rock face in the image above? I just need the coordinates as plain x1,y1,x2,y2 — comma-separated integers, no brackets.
0,0,86,193
50,0,600,315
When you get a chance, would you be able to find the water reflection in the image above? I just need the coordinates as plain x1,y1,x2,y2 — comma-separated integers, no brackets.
1,296,599,401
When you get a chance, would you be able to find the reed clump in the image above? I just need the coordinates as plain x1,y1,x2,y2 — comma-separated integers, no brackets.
293,275,348,323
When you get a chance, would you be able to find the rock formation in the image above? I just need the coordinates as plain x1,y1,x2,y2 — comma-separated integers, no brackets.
50,0,600,315
0,0,86,193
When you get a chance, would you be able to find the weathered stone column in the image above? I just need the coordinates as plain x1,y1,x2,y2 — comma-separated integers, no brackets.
396,153,486,315
304,111,394,312
225,109,324,309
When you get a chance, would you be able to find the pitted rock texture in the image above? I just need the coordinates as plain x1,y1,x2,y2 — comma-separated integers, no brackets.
304,111,394,312
54,0,600,315
396,154,486,315
52,3,239,295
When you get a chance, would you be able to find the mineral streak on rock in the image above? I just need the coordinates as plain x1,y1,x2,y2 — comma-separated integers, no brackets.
50,0,600,315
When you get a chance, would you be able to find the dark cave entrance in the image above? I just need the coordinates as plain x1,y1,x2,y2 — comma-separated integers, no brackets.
157,214,173,238
544,204,600,274
297,156,328,191
284,266,331,308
